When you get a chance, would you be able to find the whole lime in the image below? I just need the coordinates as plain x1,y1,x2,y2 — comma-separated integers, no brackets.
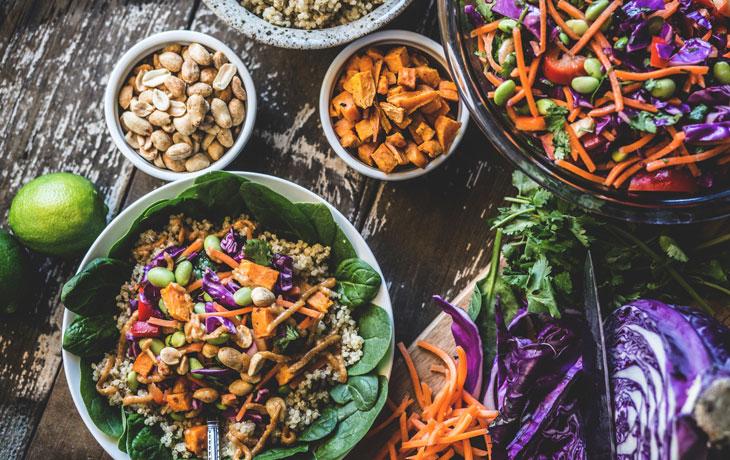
0,229,29,313
8,173,108,257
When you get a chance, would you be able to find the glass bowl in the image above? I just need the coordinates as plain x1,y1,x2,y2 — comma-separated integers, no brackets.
437,0,730,224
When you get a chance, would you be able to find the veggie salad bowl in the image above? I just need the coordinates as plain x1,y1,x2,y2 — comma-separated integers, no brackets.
61,172,393,460
439,0,730,223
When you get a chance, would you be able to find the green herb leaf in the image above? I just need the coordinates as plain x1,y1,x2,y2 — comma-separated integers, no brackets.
659,235,689,262
347,374,379,411
689,104,709,122
274,324,300,351
245,238,272,266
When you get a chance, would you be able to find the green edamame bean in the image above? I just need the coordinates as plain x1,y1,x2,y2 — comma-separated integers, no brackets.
174,260,193,286
203,293,213,302
149,338,165,355
493,80,516,106
233,287,253,306
127,371,139,392
206,333,230,345
215,403,228,410
170,412,185,420
158,298,168,316
565,19,589,36
536,99,556,115
204,235,222,253
194,302,207,314
170,331,186,348
612,151,628,163
585,0,609,21
147,267,175,288
189,357,204,379
649,78,676,99
614,37,628,50
498,19,518,33
713,61,730,84
571,76,600,94
559,32,570,45
165,334,173,347
583,58,603,79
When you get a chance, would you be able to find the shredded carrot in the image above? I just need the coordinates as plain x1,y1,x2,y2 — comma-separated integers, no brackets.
512,27,538,117
398,342,425,408
484,70,503,86
622,96,659,113
484,32,502,73
569,0,622,55
548,0,579,40
207,249,240,270
588,104,616,117
539,0,547,54
368,398,413,438
668,126,700,176
645,131,687,162
619,133,655,154
718,154,730,165
604,157,641,187
615,66,709,80
555,159,605,184
556,0,583,18
146,317,180,329
563,87,575,111
297,316,314,330
611,162,646,188
186,278,203,293
388,442,398,460
513,115,546,131
566,123,596,172
254,364,280,390
179,238,203,259
592,43,623,111
621,82,643,94
567,108,581,122
508,56,542,106
651,0,679,18
646,145,730,172
235,394,254,421
196,307,253,318
470,20,502,37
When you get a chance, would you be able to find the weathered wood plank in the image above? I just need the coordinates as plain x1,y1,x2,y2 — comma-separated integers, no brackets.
0,1,197,459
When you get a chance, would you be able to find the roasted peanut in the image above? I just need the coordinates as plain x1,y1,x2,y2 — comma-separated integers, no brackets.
210,98,232,128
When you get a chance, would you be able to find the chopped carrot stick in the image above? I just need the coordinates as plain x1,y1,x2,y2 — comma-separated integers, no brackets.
556,0,583,18
398,342,425,408
147,317,180,329
539,0,547,54
514,115,547,131
388,442,397,460
604,157,641,187
179,238,203,259
196,307,253,318
484,31,502,73
400,411,409,442
555,159,605,184
438,449,455,460
402,429,490,449
646,145,730,172
254,364,280,390
667,126,700,176
484,71,503,86
619,133,655,154
207,249,240,269
645,131,686,162
588,104,616,117
611,162,645,188
567,108,581,122
297,316,314,330
548,0,579,40
431,364,447,374
508,56,542,106
368,398,413,438
621,82,643,94
462,440,474,460
470,20,502,37
592,43,623,111
512,27,538,117
616,66,709,80
566,123,596,172
186,278,203,293
622,96,658,113
651,0,679,18
569,0,622,55
235,394,254,421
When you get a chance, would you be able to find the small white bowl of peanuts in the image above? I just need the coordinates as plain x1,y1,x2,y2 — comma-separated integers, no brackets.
105,30,257,181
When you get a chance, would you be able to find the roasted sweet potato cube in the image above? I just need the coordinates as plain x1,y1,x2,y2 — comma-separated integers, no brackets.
426,100,451,124
340,132,360,148
411,52,430,67
393,117,412,130
252,307,276,338
371,143,399,173
415,66,441,87
379,102,406,124
184,425,207,456
276,365,296,386
357,55,374,73
385,142,408,165
345,56,360,72
435,115,462,151
348,71,376,109
368,108,381,141
172,377,188,394
366,47,384,60
373,59,384,84
161,283,193,322
132,352,155,377
167,392,192,412
340,69,359,91
377,75,389,95
384,70,397,85
235,260,280,290
415,122,435,142
439,80,457,92
384,46,410,72
398,67,417,89
405,142,429,168
388,89,439,113
334,118,355,137
307,291,334,313
420,96,444,114
387,86,405,99
358,143,377,166
332,91,360,122
386,132,407,148
418,139,444,158
439,88,459,102
378,108,393,133
355,119,375,141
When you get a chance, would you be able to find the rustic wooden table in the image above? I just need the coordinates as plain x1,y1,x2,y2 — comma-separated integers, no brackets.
0,1,512,458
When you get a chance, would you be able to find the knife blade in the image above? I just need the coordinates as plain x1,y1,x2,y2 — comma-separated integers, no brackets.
583,251,617,459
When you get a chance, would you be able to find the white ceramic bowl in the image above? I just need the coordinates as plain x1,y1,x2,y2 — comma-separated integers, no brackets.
104,30,257,182
203,0,414,49
319,30,470,181
62,172,394,459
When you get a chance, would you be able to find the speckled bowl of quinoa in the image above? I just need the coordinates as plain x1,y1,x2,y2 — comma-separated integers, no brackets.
61,171,393,460
202,0,414,49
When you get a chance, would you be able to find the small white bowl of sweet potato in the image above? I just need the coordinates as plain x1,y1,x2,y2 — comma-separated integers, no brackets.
319,30,469,181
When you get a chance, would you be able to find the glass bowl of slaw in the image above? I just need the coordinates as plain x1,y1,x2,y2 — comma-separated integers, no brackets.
438,0,730,223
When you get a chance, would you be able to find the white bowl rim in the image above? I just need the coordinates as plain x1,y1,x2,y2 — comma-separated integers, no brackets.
319,30,470,181
62,171,394,459
202,0,415,50
104,30,258,182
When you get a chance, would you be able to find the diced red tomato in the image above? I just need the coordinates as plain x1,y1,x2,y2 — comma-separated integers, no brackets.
129,321,160,338
540,133,556,160
650,37,669,68
628,169,699,193
137,295,153,322
542,49,586,85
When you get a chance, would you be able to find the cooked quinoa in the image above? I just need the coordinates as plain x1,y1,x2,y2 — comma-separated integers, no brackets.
90,214,366,459
240,0,385,30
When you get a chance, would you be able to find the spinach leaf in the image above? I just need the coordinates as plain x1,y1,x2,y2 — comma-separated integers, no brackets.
336,400,359,421
80,358,123,438
347,374,379,410
63,315,118,358
121,410,147,455
129,426,172,460
314,376,388,460
299,407,338,442
335,258,382,308
347,305,391,376
245,239,272,266
254,443,309,460
296,202,356,267
62,258,131,317
329,384,352,405
240,182,318,243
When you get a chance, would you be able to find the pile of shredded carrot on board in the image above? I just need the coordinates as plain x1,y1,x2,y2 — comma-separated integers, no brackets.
472,0,730,190
369,341,498,460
